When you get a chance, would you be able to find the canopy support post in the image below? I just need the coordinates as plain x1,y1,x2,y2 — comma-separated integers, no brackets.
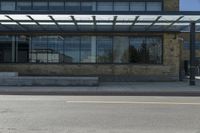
190,22,196,86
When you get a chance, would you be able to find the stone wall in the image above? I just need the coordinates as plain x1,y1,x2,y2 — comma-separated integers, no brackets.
0,33,181,81
164,0,179,11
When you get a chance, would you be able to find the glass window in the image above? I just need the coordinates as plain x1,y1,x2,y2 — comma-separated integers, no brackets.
97,2,113,11
130,2,145,11
129,37,146,63
184,41,200,49
65,2,80,11
81,2,96,11
81,36,96,63
146,2,162,11
97,36,113,63
113,37,129,63
31,36,48,63
49,2,64,11
146,37,162,64
33,1,48,10
47,36,64,63
17,1,32,10
1,1,15,11
114,2,129,11
64,36,80,63
17,36,30,63
0,36,13,63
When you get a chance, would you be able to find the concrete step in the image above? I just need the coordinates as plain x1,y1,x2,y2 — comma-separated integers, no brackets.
0,76,99,86
0,72,18,77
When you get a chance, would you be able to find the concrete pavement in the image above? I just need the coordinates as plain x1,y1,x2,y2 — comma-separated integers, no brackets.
0,80,200,96
0,96,200,133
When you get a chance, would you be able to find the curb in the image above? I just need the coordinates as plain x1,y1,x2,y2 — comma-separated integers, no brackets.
0,89,200,96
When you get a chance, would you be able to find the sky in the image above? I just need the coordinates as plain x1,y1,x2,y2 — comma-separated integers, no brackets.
180,0,200,11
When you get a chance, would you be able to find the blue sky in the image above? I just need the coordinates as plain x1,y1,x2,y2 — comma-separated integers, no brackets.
180,0,200,11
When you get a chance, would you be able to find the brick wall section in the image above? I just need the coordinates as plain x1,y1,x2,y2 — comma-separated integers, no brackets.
163,33,181,77
164,0,179,11
0,33,181,81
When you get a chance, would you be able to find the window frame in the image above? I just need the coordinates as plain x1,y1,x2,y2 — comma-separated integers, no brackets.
146,1,162,11
1,1,16,11
0,35,163,65
0,0,164,12
49,1,65,11
16,1,32,11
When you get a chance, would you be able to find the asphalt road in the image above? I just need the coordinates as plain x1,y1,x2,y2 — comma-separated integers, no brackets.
0,96,200,133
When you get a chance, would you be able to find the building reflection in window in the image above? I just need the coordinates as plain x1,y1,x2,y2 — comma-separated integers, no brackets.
129,37,146,63
97,36,113,63
146,37,162,64
130,37,162,64
0,35,162,64
81,36,96,63
17,35,30,63
113,36,129,63
48,36,64,63
64,36,80,63
31,36,48,63
0,36,13,63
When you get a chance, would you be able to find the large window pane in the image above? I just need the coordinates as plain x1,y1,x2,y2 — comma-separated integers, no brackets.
47,36,64,63
31,36,48,63
114,2,129,11
1,1,15,11
33,1,48,10
49,2,64,11
81,36,96,63
17,36,30,63
17,1,32,10
130,2,145,11
65,2,80,11
82,2,96,11
146,2,162,11
113,37,129,63
129,37,146,63
97,2,113,11
97,36,112,63
0,36,13,63
146,37,162,64
64,36,80,63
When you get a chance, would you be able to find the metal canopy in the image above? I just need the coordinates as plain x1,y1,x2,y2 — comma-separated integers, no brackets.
0,11,199,32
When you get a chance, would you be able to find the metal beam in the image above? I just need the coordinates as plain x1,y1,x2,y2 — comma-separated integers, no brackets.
92,16,96,31
0,19,198,24
145,16,161,31
71,16,79,31
129,16,139,31
6,15,27,31
112,16,117,31
49,16,63,31
27,15,45,30
165,16,184,31
196,18,200,23
190,22,196,86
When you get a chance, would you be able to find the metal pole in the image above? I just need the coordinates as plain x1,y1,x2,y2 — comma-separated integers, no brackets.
190,22,196,86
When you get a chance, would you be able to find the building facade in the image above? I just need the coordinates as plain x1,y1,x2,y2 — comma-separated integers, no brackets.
0,0,198,81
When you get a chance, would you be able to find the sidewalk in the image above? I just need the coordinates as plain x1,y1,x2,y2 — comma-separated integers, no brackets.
0,80,199,96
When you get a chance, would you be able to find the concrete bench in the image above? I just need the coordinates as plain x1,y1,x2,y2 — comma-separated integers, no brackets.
0,76,99,86
0,72,18,77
